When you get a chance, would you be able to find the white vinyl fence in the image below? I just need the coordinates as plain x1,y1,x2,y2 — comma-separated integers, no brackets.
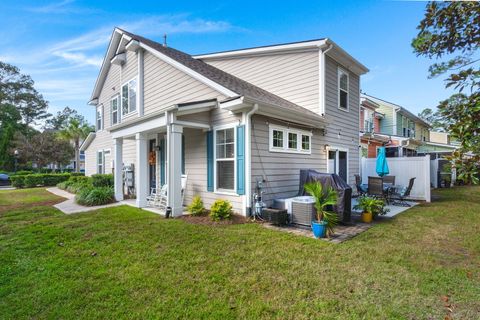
361,155,431,202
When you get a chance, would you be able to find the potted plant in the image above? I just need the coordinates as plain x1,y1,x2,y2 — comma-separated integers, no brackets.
304,181,338,238
353,196,386,223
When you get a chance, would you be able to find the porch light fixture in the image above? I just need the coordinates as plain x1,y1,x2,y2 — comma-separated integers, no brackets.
324,144,330,151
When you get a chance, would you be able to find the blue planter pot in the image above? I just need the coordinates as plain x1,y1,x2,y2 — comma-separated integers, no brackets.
311,221,327,238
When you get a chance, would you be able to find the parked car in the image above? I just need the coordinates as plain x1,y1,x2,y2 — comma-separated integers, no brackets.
0,174,10,186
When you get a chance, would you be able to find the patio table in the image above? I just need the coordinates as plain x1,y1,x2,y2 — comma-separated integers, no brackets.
360,183,403,204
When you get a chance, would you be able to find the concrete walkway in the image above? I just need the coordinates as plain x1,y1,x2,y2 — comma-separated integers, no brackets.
46,187,170,215
46,187,123,214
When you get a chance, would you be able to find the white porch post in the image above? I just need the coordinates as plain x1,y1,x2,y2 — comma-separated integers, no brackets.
167,123,183,217
113,138,124,201
135,133,148,207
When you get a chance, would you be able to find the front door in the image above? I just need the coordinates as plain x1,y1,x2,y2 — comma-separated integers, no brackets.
328,148,348,183
148,139,156,190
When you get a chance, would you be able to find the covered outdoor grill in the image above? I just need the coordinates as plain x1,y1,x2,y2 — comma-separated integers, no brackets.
298,169,352,224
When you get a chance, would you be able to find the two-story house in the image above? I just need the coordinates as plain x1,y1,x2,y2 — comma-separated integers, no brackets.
360,94,431,158
80,28,368,216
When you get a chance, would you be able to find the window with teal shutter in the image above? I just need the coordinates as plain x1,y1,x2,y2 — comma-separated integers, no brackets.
206,131,214,192
236,125,245,195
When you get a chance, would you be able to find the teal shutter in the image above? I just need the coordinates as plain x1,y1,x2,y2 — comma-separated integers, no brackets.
236,125,245,195
182,134,185,174
206,131,214,192
160,138,165,185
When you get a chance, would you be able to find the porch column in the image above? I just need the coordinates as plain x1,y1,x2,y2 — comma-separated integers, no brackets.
135,133,148,207
113,138,124,201
167,124,183,217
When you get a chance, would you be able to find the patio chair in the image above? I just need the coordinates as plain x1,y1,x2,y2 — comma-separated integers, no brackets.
354,174,367,196
147,174,188,211
383,175,395,185
368,176,386,201
392,177,415,207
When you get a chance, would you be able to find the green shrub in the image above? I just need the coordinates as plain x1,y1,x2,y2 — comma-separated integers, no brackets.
57,181,68,190
67,180,92,194
43,173,70,186
70,172,85,177
92,174,114,187
187,195,205,216
24,174,43,188
76,186,114,206
12,170,33,176
10,175,25,188
69,175,90,184
209,199,233,221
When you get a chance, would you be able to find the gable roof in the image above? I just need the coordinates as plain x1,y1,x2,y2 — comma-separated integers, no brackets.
90,28,324,121
362,93,431,128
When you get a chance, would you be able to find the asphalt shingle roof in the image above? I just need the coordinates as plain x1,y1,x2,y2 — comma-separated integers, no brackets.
120,29,323,119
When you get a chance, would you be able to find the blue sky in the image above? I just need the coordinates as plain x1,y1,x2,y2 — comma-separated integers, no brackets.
0,0,453,125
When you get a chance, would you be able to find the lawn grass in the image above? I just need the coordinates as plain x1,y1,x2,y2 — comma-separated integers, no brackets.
0,187,479,319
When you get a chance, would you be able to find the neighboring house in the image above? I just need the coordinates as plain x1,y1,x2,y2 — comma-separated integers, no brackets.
360,94,431,158
359,96,388,158
417,131,458,159
80,28,368,216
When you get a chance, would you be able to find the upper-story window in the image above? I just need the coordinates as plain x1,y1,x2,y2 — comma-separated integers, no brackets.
111,95,120,125
269,124,312,154
363,108,374,133
121,78,137,116
96,105,103,131
338,68,349,111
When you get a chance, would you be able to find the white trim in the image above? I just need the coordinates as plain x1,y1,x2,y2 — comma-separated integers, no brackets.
337,67,349,112
137,49,144,117
96,104,104,131
195,39,327,59
121,76,138,117
213,123,237,194
111,53,126,65
326,146,349,183
138,42,237,97
111,114,167,139
110,94,120,126
268,124,312,154
80,132,96,151
319,44,333,116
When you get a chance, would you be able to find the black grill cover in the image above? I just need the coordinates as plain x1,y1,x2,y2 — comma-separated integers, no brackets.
298,169,352,224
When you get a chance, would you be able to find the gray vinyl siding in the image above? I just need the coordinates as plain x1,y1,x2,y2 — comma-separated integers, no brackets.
183,127,243,213
250,115,327,207
203,50,320,113
323,56,360,186
143,51,225,115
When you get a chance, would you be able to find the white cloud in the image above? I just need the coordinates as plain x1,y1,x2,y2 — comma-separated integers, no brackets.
122,15,233,36
27,0,75,13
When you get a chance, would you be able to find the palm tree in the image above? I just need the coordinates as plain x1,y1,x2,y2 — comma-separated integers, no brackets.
58,118,93,172
303,181,338,236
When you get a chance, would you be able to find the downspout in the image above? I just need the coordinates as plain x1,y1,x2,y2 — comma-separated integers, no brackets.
245,103,259,216
319,42,333,116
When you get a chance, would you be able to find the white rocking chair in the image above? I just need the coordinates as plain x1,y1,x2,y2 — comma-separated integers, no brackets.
146,175,188,212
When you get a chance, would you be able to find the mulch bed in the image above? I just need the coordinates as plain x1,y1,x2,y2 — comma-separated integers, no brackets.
178,214,249,226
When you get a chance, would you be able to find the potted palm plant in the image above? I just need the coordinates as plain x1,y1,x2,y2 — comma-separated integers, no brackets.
303,181,338,238
353,196,386,223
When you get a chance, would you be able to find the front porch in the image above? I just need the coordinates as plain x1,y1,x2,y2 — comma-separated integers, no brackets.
111,106,211,217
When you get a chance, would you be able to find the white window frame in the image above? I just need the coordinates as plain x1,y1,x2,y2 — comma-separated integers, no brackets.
269,124,312,154
97,150,105,174
121,77,138,118
96,104,103,131
326,146,349,183
110,94,120,126
337,67,349,112
213,124,237,195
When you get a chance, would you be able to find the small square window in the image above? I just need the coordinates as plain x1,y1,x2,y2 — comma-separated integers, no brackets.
301,135,310,151
272,130,283,148
288,132,297,149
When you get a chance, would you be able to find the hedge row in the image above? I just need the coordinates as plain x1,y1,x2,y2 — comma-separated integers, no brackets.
56,174,115,206
11,173,73,188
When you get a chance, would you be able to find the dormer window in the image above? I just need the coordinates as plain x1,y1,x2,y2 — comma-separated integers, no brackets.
338,68,349,111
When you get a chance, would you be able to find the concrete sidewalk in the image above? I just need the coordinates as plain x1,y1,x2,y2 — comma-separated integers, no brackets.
46,187,123,214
